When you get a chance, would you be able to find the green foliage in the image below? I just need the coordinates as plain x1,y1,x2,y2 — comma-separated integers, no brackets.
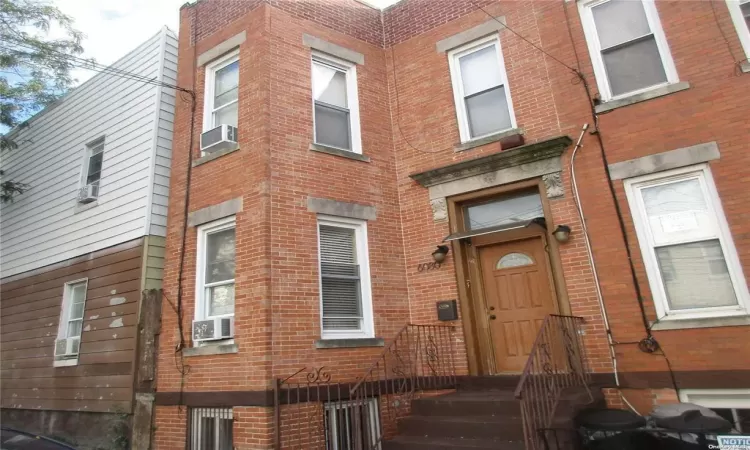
0,0,84,201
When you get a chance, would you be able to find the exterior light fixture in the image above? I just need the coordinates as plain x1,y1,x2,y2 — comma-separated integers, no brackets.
432,245,450,263
553,225,571,243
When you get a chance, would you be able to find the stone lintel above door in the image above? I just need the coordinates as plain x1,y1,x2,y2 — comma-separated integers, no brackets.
408,136,572,222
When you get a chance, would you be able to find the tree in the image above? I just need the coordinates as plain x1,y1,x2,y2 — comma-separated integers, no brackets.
0,0,84,202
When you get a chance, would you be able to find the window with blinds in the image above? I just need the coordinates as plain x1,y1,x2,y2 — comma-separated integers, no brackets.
319,225,362,331
189,408,233,450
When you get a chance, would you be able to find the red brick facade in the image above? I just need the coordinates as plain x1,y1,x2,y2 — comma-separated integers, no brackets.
155,0,750,448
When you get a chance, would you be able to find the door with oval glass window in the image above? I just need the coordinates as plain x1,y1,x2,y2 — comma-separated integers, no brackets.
477,236,558,373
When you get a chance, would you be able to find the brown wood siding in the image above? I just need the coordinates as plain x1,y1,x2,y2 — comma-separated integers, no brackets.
0,239,144,413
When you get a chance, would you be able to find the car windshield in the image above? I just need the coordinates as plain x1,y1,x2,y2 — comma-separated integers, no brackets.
1,429,74,450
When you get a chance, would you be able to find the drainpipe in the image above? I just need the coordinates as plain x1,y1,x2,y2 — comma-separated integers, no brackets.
569,123,639,414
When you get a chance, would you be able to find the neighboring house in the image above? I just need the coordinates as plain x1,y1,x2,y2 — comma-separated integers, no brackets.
153,1,750,449
0,27,177,450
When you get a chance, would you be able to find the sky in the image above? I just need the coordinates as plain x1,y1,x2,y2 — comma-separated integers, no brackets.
54,0,402,85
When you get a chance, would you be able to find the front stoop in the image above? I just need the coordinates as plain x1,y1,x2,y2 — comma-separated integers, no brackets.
382,377,603,450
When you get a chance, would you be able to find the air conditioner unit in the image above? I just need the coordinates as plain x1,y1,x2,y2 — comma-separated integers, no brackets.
192,317,234,342
200,124,238,154
78,183,99,203
54,337,80,359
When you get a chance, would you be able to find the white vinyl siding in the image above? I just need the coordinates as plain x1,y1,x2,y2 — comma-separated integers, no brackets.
579,0,678,101
727,0,750,59
189,408,233,450
448,35,516,143
318,216,373,339
0,28,177,277
624,165,749,321
195,217,236,321
202,51,239,131
312,52,362,153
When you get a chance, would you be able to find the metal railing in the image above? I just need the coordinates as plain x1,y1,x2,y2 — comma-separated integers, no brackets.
514,315,592,450
274,324,457,449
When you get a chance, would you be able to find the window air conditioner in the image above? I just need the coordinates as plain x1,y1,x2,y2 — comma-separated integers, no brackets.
78,183,99,203
54,337,80,359
192,317,234,342
200,125,238,154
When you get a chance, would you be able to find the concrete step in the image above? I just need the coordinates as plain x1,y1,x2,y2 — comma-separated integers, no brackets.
397,415,524,440
411,391,521,417
457,375,521,391
382,435,525,450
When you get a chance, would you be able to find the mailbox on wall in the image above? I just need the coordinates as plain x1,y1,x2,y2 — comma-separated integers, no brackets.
436,300,458,321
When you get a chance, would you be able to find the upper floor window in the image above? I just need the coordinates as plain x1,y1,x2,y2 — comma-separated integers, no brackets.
727,0,750,59
624,165,749,321
84,138,104,187
448,35,516,143
54,279,87,366
196,217,236,322
318,216,373,339
204,51,239,131
312,52,362,153
579,0,678,100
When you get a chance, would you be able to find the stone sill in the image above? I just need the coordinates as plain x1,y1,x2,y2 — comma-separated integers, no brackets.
192,146,240,167
309,143,370,162
183,342,239,357
650,314,750,331
315,338,384,349
454,128,524,153
742,61,750,74
595,82,691,114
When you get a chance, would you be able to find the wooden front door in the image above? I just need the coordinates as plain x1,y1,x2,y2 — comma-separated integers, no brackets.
478,236,558,373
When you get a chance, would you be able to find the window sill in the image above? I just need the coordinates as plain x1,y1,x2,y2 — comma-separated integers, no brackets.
741,61,750,74
74,200,99,214
53,358,78,367
594,82,691,114
192,145,240,167
183,342,238,357
309,143,370,162
315,338,384,349
650,313,750,331
454,128,524,153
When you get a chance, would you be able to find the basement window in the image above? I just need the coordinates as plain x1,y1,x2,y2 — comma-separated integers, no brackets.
189,407,233,450
678,389,750,433
324,399,381,450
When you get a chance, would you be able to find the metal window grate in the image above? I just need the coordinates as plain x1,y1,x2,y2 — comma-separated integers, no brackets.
324,399,381,450
188,407,233,450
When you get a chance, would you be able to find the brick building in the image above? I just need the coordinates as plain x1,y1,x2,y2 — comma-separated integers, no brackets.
154,0,750,448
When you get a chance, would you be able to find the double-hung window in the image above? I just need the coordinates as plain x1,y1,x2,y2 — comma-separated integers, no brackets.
196,217,236,324
311,52,362,153
189,408,233,450
79,137,104,201
204,51,239,131
624,165,749,321
448,35,516,143
579,0,678,100
54,279,87,366
318,216,373,339
727,0,750,60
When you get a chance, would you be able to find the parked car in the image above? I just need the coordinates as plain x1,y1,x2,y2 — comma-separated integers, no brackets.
0,428,76,450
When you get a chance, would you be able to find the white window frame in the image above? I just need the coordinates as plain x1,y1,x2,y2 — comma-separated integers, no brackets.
54,278,88,367
195,216,236,322
578,0,679,102
679,389,750,433
189,407,233,450
317,215,374,340
624,164,750,321
324,399,381,450
202,50,240,132
447,34,517,143
727,0,750,60
80,137,105,189
311,52,363,154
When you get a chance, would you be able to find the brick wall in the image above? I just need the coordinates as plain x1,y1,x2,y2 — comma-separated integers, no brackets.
155,0,750,446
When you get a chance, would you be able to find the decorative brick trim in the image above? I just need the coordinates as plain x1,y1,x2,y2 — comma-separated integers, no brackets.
307,197,377,221
187,198,243,227
302,34,365,64
608,141,720,180
197,31,246,66
436,18,506,53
